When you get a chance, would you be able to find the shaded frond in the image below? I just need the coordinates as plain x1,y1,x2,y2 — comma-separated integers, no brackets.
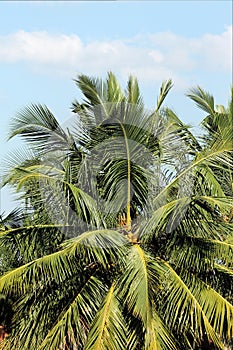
0,229,128,295
37,276,106,350
159,259,225,349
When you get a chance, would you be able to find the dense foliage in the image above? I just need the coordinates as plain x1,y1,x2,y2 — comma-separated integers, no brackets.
0,73,233,349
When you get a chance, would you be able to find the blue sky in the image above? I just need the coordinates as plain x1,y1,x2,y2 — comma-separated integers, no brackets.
0,0,232,213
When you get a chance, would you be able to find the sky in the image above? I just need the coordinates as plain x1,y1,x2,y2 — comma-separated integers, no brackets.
0,0,232,213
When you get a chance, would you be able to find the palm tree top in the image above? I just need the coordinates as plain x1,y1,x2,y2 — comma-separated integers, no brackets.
0,73,232,350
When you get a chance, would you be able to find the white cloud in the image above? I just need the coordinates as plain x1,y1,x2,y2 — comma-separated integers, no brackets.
148,26,232,72
0,26,231,87
0,31,83,64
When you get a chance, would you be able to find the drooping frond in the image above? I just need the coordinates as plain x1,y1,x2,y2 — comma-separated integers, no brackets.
74,75,107,107
117,244,157,323
144,309,178,350
0,224,66,263
187,86,215,116
8,104,70,154
6,165,104,229
180,271,233,341
0,229,128,295
37,276,106,350
164,234,233,274
159,260,224,349
84,283,128,350
116,245,177,349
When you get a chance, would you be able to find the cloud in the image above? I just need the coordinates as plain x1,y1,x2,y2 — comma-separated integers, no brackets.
0,26,231,87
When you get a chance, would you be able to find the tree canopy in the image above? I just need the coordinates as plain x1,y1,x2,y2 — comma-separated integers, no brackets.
0,73,233,349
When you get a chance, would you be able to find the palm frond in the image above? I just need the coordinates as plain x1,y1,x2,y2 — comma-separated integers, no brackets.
126,75,143,105
37,276,106,350
0,229,128,295
156,79,173,112
165,235,233,274
8,166,104,228
117,245,177,349
8,104,69,154
84,283,127,350
151,133,233,213
74,74,109,123
0,208,25,230
187,86,215,116
145,309,178,350
159,259,224,349
179,269,233,341
107,71,125,103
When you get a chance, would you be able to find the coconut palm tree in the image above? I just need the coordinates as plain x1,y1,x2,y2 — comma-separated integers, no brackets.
188,86,233,201
0,73,233,350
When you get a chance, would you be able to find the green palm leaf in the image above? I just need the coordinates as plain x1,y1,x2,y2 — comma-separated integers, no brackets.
84,283,127,350
0,229,128,295
37,276,106,350
117,244,176,349
8,104,69,154
159,259,224,349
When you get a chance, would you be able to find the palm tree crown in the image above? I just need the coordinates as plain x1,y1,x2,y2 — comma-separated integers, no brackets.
0,72,233,350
